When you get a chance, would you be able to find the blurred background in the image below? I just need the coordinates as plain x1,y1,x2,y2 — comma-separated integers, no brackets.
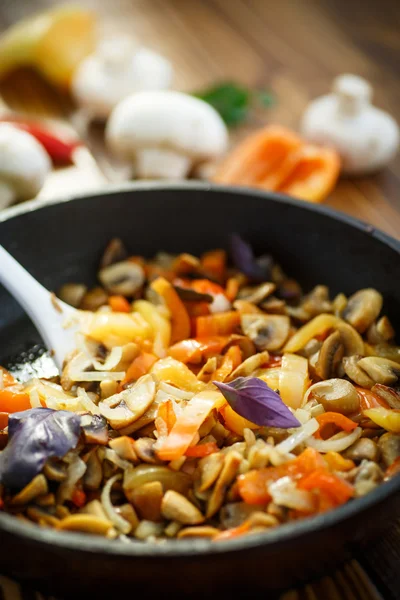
0,0,399,235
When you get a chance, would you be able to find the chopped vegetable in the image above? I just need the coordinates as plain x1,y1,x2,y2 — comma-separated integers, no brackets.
298,469,354,505
121,353,157,387
314,412,358,439
109,295,131,313
196,311,240,337
279,353,309,409
151,277,190,343
185,442,219,457
363,407,400,433
357,387,390,410
214,376,300,429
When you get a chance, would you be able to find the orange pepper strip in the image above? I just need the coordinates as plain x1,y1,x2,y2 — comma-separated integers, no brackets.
156,391,222,462
276,144,340,203
213,126,302,188
356,387,390,410
213,520,251,542
200,250,227,283
238,448,325,505
298,469,354,505
196,311,240,337
220,404,258,436
121,352,157,387
314,412,357,439
324,451,355,472
168,339,203,364
185,442,219,458
108,295,131,313
0,366,17,387
225,278,240,302
151,277,191,343
157,399,177,434
0,389,31,414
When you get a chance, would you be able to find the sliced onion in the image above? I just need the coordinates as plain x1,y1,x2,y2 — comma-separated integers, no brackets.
306,427,362,453
276,418,319,455
269,476,316,512
58,456,87,503
77,387,101,415
210,294,231,314
158,382,194,401
44,395,86,412
101,474,131,535
293,408,311,424
29,388,42,408
69,370,125,382
92,347,123,371
104,448,132,471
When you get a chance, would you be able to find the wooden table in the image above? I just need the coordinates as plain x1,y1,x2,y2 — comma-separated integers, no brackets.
0,1,399,599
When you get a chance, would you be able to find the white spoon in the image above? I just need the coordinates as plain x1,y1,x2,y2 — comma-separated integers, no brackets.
0,244,80,369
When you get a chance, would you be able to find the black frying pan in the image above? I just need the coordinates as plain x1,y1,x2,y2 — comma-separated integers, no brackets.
0,183,399,599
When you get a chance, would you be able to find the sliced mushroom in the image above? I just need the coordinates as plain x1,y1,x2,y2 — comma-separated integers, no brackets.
172,253,201,276
10,474,48,506
26,507,60,527
178,526,220,539
161,490,204,525
134,437,161,464
378,433,400,467
371,384,400,409
80,287,109,311
228,350,270,380
260,296,286,314
206,451,242,518
342,288,383,333
115,503,139,533
100,238,128,269
233,300,264,315
80,499,109,521
238,282,276,305
58,283,88,308
336,322,365,356
100,379,119,400
353,459,383,497
307,379,360,415
43,459,68,482
302,285,332,317
315,331,344,380
332,293,347,316
371,343,400,364
109,436,138,463
367,316,395,344
198,452,225,492
99,260,145,296
57,514,114,535
299,338,322,359
81,414,109,445
343,438,380,463
240,314,290,351
134,520,164,540
276,278,302,302
342,355,374,388
98,374,156,429
129,481,163,521
358,356,400,386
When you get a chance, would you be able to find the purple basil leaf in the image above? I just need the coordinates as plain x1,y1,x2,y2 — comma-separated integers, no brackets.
230,234,272,282
214,376,300,429
0,408,81,490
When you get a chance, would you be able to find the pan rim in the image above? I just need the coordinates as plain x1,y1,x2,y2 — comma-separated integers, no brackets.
0,181,399,558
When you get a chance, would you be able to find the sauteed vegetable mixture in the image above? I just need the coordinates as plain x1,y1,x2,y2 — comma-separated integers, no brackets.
0,236,399,542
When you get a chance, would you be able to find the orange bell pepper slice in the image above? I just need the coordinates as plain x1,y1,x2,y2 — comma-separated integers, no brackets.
185,441,219,458
214,126,302,188
356,387,390,410
225,277,240,302
0,366,17,387
214,520,251,542
151,277,191,343
0,389,31,414
121,352,157,387
200,250,227,283
196,311,240,337
156,399,177,435
323,451,355,472
276,144,340,203
298,469,354,505
108,295,131,313
220,404,258,436
314,411,357,439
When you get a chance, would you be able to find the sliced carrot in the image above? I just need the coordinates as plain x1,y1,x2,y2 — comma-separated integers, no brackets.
108,295,131,313
298,469,354,505
0,389,31,413
121,352,157,387
200,250,227,283
214,520,251,542
71,488,87,508
214,126,302,188
276,144,340,203
151,277,191,343
185,442,219,457
196,311,240,337
156,391,222,461
356,387,390,410
314,412,357,439
323,451,355,472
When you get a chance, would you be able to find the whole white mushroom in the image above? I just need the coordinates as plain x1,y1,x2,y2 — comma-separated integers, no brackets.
301,74,399,175
71,37,173,121
105,90,229,179
0,124,51,210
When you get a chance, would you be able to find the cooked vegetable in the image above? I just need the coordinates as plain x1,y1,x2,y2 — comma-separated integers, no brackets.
214,377,300,429
0,237,398,543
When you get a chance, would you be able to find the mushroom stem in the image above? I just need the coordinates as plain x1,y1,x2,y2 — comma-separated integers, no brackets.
136,148,192,179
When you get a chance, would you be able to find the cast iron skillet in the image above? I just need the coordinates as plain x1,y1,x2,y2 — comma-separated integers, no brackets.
0,182,399,599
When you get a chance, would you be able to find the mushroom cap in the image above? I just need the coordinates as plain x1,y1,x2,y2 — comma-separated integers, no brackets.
72,38,173,119
106,90,228,162
0,124,51,200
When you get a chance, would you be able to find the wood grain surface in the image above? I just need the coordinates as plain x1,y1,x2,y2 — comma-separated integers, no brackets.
0,1,399,599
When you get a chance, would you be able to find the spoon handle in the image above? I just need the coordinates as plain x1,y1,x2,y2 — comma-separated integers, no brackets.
0,244,77,368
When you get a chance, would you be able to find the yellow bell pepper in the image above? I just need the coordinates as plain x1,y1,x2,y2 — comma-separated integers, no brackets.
363,407,400,433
